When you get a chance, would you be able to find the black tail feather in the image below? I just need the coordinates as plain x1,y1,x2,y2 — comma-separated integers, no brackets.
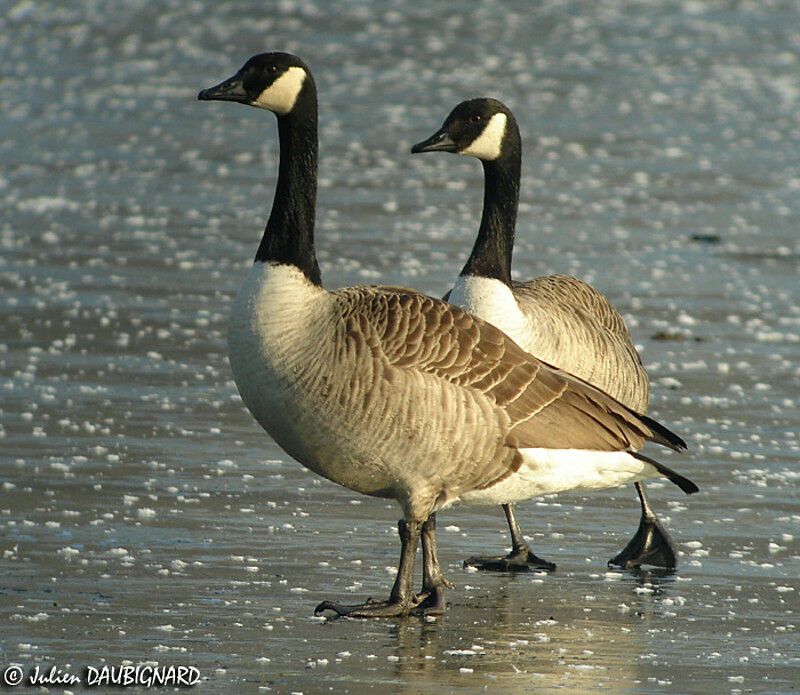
633,452,698,495
639,414,687,452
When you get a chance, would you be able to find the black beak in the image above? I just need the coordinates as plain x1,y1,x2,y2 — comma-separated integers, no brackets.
198,72,248,103
411,127,457,154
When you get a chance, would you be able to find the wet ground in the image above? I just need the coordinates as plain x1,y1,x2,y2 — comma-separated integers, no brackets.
2,1,799,693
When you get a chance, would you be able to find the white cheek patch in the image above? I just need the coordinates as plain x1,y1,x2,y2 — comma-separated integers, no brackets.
460,112,507,161
253,66,307,115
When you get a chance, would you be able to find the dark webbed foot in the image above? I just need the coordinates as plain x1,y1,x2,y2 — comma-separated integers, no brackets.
414,583,447,615
314,517,442,619
417,514,452,614
608,514,676,569
315,597,415,618
467,503,557,572
465,546,556,572
609,482,678,570
315,583,448,619
415,580,451,616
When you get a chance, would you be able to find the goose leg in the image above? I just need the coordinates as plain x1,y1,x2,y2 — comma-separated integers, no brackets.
416,514,453,615
465,504,556,572
315,519,422,618
608,482,677,569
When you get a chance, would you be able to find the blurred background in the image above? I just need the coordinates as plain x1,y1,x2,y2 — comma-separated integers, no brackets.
1,1,798,692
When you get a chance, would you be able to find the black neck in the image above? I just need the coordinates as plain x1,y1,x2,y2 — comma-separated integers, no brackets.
255,84,321,285
459,148,520,286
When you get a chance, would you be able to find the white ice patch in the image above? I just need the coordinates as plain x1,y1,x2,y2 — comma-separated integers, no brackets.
253,66,307,115
460,112,507,160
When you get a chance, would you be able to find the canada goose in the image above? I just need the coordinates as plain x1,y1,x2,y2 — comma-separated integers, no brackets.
412,98,695,571
199,53,695,618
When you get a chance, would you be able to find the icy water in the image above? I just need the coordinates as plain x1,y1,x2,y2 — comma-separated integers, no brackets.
2,1,799,693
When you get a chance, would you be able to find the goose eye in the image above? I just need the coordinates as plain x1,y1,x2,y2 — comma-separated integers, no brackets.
470,114,483,123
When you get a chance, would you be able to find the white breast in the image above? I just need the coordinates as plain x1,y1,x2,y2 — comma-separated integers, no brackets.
226,263,410,500
448,275,530,345
228,262,328,447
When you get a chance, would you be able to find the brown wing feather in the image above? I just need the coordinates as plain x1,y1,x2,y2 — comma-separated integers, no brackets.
333,287,518,498
512,275,650,412
345,286,669,448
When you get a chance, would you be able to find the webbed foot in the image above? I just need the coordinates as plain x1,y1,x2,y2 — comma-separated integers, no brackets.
608,514,677,570
465,546,556,572
315,596,416,619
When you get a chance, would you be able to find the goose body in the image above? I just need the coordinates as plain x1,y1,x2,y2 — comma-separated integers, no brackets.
230,261,675,519
413,98,689,571
448,273,648,412
200,54,694,617
228,264,518,515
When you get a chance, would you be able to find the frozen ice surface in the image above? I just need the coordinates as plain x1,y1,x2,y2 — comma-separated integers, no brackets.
2,1,799,693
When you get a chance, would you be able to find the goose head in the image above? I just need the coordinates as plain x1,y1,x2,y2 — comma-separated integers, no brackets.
411,98,519,162
198,52,313,116
199,52,321,283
